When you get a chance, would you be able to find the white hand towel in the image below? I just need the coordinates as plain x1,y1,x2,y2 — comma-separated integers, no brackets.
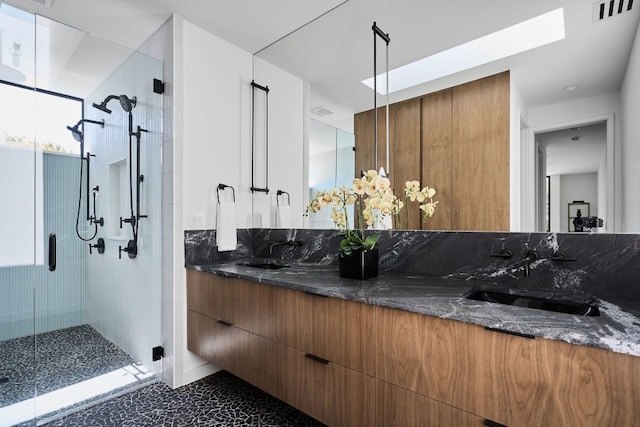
276,205,292,228
216,201,237,251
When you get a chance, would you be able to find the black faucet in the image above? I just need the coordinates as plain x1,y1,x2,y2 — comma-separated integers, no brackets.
269,240,303,254
523,250,538,278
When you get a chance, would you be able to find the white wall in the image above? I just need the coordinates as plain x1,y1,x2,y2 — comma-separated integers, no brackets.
252,57,305,229
169,16,306,387
549,175,560,232
597,146,607,230
510,76,527,231
86,36,164,374
527,93,621,231
621,20,640,232
181,23,253,231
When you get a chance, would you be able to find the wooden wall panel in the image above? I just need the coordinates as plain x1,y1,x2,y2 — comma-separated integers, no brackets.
354,106,388,176
452,72,510,231
391,98,422,230
421,89,452,231
355,71,510,231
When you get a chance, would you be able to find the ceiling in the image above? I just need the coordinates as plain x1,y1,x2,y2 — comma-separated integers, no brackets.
4,0,640,128
537,122,607,176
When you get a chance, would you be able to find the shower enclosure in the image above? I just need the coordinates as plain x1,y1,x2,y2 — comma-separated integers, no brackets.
0,3,163,425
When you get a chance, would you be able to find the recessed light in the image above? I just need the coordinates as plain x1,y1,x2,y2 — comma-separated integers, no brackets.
564,85,579,91
363,8,566,95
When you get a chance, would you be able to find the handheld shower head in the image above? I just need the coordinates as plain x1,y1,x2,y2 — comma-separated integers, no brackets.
92,94,136,114
66,124,83,142
65,118,105,143
118,95,137,112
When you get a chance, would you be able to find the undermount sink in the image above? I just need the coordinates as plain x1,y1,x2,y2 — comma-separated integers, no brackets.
464,287,600,317
236,260,289,270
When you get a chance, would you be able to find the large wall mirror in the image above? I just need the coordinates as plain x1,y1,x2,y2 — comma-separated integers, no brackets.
255,0,640,233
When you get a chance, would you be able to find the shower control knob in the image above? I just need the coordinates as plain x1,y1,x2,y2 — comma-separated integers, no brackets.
89,238,105,255
118,240,137,260
91,216,104,227
119,216,136,228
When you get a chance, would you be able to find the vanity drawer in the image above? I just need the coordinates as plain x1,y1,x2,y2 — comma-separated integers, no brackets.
187,269,275,339
376,305,484,414
275,286,374,376
376,379,485,427
187,310,276,395
276,343,374,427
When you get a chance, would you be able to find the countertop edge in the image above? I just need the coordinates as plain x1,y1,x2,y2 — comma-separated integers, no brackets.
186,263,640,358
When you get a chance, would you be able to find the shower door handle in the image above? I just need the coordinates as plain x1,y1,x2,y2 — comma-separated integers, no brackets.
48,233,56,272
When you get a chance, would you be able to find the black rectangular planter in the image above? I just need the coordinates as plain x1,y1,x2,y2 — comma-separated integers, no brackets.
338,248,378,280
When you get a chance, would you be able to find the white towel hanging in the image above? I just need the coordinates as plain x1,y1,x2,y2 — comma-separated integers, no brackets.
216,184,237,251
276,205,292,228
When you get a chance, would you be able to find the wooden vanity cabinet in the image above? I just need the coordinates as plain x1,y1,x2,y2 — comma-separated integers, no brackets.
187,310,276,395
275,287,375,426
187,271,640,426
186,270,277,395
275,287,375,376
186,269,275,339
375,305,485,415
276,344,375,427
376,305,640,427
376,379,485,427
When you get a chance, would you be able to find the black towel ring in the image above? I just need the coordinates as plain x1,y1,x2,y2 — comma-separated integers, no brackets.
276,190,290,206
217,184,236,203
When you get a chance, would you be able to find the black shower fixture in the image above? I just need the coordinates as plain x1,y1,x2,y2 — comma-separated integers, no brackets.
92,94,137,114
67,117,105,243
66,118,104,143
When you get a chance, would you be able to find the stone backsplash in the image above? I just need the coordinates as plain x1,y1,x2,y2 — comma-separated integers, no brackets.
185,229,640,301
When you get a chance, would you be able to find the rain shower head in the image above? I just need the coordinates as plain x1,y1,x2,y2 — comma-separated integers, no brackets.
92,94,137,114
92,95,117,114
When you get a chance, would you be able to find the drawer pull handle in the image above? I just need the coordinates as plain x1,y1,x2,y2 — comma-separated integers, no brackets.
305,353,330,365
484,419,508,427
217,320,232,327
484,326,534,340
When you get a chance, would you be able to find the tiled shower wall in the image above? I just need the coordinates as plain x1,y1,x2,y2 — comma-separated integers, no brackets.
0,152,87,341
85,47,163,372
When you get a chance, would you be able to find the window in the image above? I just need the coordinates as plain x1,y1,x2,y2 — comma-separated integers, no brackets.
0,81,82,154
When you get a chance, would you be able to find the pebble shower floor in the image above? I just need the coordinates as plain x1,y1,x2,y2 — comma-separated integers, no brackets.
0,325,153,426
0,325,324,426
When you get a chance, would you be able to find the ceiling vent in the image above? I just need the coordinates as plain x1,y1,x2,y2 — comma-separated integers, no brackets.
310,106,333,117
31,0,54,8
593,0,634,23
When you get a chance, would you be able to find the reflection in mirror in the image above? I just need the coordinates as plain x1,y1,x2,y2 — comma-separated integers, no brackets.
255,0,640,232
535,122,607,233
308,119,355,229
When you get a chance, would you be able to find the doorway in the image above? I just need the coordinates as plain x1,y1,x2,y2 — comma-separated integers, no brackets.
530,116,612,233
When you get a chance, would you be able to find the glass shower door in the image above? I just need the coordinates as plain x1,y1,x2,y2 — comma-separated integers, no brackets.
2,4,164,424
0,4,38,426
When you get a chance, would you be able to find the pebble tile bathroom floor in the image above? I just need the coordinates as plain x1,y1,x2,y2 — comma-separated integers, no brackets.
42,371,326,427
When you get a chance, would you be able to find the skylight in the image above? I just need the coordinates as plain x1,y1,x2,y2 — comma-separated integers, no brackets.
362,8,566,95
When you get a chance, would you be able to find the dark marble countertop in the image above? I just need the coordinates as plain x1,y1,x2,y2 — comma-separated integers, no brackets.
186,260,640,358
